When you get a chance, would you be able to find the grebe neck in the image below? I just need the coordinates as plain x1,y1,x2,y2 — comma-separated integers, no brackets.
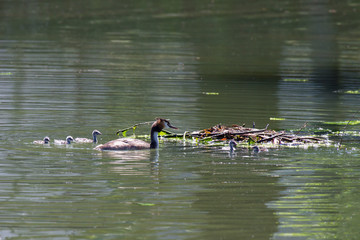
229,141,236,152
150,129,159,149
93,134,97,143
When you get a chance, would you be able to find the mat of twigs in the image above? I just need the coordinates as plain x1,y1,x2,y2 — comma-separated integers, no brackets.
163,123,328,145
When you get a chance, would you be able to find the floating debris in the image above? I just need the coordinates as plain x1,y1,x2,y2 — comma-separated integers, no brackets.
118,122,331,149
161,123,330,148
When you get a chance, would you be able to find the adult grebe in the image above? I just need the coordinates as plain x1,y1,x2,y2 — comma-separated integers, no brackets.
75,130,102,143
94,118,177,151
54,136,74,145
33,136,50,144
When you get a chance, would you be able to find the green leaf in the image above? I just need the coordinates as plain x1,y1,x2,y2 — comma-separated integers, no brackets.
137,202,155,206
122,130,128,137
248,137,256,145
199,137,212,143
158,131,168,136
270,117,286,121
344,90,360,94
202,92,219,95
0,72,12,76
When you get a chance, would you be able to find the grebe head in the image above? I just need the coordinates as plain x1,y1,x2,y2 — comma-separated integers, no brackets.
229,140,237,151
252,145,260,153
152,118,178,132
150,118,177,149
92,130,102,143
66,136,74,144
43,136,50,144
92,130,102,136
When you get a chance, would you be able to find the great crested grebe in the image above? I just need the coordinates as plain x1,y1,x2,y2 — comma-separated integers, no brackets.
54,136,74,145
75,130,102,143
33,136,50,144
94,118,177,151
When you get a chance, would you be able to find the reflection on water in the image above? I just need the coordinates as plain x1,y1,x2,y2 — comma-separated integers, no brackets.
100,149,160,175
278,37,360,130
1,0,360,239
267,149,360,239
278,40,335,127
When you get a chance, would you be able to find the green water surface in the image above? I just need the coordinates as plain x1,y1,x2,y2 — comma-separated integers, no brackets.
1,0,360,239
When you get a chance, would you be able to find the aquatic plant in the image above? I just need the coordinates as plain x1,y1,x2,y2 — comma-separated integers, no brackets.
323,120,360,126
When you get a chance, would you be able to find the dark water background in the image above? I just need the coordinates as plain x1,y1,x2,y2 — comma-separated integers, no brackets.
1,0,360,239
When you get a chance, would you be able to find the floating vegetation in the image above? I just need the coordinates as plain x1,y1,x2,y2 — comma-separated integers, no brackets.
176,124,328,146
283,78,309,82
344,90,360,94
334,89,360,95
0,72,12,76
313,128,333,135
323,120,360,126
137,202,155,206
270,117,286,121
331,130,360,136
202,92,219,95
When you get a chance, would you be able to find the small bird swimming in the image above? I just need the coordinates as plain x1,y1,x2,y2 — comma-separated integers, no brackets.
252,145,268,153
75,130,102,143
229,140,237,153
221,140,237,152
94,118,177,151
33,136,50,144
54,136,74,145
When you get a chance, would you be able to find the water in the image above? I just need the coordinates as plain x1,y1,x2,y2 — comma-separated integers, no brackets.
1,0,360,239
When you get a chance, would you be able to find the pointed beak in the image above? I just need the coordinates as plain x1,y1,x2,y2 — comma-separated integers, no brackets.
168,124,178,129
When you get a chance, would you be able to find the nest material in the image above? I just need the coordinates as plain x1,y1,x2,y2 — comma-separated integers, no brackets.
118,121,328,146
166,124,326,145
